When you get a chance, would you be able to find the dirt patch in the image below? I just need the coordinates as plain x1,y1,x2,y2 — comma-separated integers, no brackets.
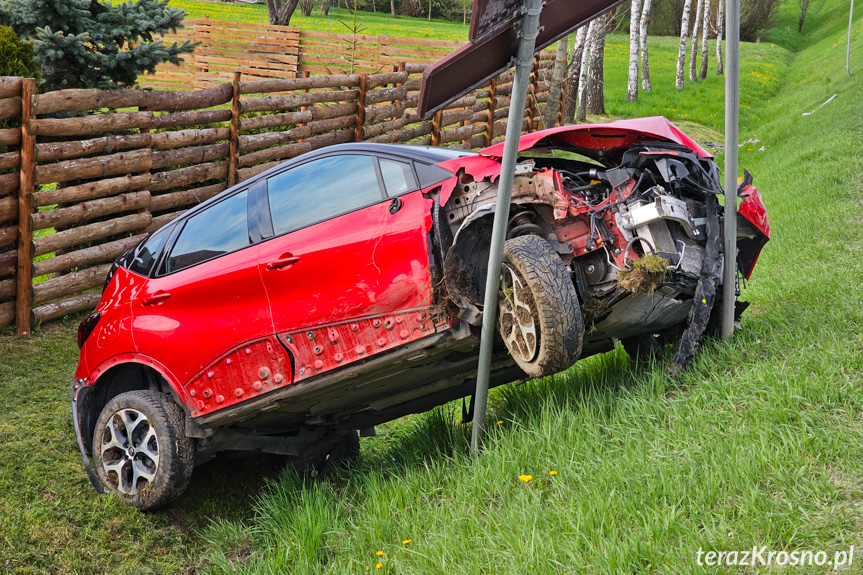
617,255,670,294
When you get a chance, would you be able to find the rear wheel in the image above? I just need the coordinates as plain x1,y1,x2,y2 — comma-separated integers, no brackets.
497,235,583,378
93,390,194,511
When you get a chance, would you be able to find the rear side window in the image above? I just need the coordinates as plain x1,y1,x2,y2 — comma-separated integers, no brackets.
267,154,383,236
166,190,251,273
125,225,172,277
379,158,418,197
414,162,453,188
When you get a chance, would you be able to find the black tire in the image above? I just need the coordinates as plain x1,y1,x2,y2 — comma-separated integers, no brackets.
621,333,662,361
498,235,583,378
93,390,194,511
314,430,360,478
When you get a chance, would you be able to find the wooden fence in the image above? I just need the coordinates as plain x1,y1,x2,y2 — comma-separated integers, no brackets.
0,57,562,334
141,18,467,91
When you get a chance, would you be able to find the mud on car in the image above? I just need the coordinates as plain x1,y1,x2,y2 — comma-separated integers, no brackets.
72,117,769,509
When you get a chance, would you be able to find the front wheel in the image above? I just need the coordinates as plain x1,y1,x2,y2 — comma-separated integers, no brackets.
93,390,194,511
498,235,583,378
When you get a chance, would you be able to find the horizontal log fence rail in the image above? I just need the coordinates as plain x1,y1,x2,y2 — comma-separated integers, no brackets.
0,55,562,334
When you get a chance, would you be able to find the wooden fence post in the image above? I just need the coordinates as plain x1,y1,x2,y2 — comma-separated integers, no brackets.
355,73,367,142
393,63,405,143
299,70,310,143
16,78,35,336
228,71,241,187
486,78,497,146
431,110,442,147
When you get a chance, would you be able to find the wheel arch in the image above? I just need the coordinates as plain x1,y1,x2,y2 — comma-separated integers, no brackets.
79,358,189,455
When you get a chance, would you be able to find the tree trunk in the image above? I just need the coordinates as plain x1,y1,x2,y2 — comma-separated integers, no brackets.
266,0,301,25
544,36,569,127
689,0,704,82
587,14,606,116
321,1,330,15
564,27,588,123
675,0,694,89
626,0,642,102
699,0,711,78
640,0,652,91
391,0,396,16
576,20,596,122
716,0,724,74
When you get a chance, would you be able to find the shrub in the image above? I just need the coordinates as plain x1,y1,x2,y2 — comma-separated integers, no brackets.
0,25,40,81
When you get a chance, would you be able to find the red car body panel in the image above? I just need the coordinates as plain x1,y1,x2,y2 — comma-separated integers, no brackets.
480,116,713,161
258,189,434,334
130,243,273,389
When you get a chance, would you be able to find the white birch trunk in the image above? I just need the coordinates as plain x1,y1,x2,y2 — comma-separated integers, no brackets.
689,0,704,82
564,27,588,123
716,0,724,74
626,0,642,102
587,13,607,115
676,0,694,89
544,36,569,128
699,0,711,78
640,0,652,91
576,19,597,122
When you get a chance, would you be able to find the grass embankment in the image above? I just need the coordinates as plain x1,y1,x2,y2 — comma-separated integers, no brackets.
1,0,861,572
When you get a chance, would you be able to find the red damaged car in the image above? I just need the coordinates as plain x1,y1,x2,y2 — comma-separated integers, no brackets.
71,117,769,509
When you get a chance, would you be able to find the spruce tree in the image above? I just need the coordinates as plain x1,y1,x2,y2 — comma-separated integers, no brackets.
0,0,193,91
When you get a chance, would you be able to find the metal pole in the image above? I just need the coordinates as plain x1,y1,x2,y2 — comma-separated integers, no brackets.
721,0,740,340
470,0,543,456
848,0,855,77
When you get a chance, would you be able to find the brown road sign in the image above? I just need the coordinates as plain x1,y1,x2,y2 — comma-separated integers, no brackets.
418,0,625,119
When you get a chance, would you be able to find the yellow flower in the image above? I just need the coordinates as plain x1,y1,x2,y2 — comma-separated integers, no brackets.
496,420,503,425
549,470,558,476
376,551,384,557
376,562,383,569
402,539,412,545
518,474,532,482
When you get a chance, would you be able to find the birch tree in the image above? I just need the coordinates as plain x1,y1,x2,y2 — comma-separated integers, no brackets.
689,0,704,82
675,0,694,89
543,36,569,128
626,0,642,102
576,19,598,122
699,0,711,78
716,0,724,74
640,0,653,91
587,13,607,115
564,26,588,123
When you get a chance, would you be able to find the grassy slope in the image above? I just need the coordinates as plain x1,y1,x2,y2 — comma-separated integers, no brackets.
0,1,861,573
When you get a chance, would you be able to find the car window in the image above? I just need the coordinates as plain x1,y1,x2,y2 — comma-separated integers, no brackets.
125,225,172,277
414,162,453,188
166,190,251,273
267,154,383,236
379,158,418,197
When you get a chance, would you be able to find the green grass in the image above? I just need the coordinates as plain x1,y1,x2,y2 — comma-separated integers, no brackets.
2,0,862,573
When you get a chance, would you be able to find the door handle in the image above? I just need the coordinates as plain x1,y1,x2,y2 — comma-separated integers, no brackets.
142,291,171,306
266,254,301,270
388,197,403,215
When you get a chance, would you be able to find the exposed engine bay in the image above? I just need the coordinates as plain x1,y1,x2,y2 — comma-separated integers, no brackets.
439,124,770,374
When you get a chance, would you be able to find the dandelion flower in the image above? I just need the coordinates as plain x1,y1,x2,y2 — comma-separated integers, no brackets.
376,551,384,557
549,470,558,476
496,420,503,425
376,562,383,569
402,539,412,545
518,474,532,482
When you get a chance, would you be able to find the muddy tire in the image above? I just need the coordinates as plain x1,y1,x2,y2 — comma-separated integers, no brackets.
498,235,583,378
93,390,194,511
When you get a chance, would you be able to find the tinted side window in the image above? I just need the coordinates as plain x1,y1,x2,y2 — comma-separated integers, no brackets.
267,155,383,236
379,158,418,197
414,162,453,188
126,225,172,277
167,191,250,273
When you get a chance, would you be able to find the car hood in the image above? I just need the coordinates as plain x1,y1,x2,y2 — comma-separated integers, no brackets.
479,116,713,165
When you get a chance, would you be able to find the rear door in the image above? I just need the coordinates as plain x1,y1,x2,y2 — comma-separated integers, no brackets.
130,188,273,386
257,153,434,336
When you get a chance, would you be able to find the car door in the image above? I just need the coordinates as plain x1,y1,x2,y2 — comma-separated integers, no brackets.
257,153,434,337
130,188,274,387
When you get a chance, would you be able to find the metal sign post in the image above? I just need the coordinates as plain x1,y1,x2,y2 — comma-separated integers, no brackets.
721,0,740,340
470,0,543,455
848,0,855,77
